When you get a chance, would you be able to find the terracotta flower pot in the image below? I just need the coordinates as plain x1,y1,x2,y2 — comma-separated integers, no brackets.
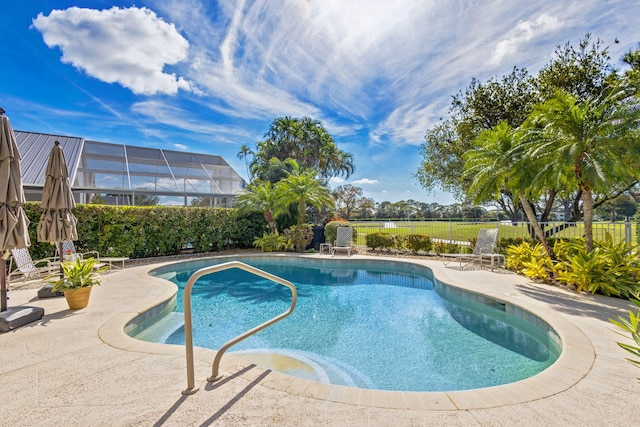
63,287,93,310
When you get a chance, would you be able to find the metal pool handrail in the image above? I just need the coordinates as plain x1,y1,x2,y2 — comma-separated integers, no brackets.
182,260,297,395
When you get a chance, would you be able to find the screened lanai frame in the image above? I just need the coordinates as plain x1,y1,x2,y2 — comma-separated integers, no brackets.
15,131,246,207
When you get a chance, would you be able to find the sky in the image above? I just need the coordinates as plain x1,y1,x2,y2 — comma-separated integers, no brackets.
2,1,639,205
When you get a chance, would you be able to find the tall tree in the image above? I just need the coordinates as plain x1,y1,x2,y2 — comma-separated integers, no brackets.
537,34,613,102
415,67,540,219
251,116,354,183
464,122,550,253
236,180,287,234
332,184,375,220
522,87,640,251
278,169,334,225
237,144,253,180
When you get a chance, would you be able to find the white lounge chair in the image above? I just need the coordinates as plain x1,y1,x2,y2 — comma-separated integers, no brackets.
57,241,100,262
441,228,503,270
331,227,353,256
7,248,56,284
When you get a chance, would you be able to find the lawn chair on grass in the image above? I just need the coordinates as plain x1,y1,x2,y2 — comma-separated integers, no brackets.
331,227,353,256
441,228,503,270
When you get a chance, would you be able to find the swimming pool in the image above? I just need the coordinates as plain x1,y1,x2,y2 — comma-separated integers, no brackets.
132,256,561,392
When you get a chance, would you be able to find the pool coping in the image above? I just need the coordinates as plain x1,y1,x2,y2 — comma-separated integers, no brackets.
98,253,595,411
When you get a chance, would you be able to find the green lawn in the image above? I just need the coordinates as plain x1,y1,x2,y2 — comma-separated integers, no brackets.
350,221,636,246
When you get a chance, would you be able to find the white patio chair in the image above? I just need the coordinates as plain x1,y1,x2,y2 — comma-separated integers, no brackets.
441,228,503,270
8,248,56,284
331,227,353,256
57,241,100,262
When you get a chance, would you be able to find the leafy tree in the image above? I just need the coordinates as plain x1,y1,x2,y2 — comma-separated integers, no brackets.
596,195,638,221
416,67,540,220
250,116,354,183
236,180,287,234
333,184,376,220
278,169,335,225
537,34,613,102
417,35,633,227
522,87,640,251
465,122,550,253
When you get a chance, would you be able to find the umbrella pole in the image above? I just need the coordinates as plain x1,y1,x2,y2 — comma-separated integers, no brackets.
1,259,7,312
58,242,64,279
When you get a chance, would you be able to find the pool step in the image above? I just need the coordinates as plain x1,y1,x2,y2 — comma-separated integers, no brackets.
233,348,375,389
131,315,375,388
131,312,184,343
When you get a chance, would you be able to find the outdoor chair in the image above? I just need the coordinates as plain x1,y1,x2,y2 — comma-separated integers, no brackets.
441,228,503,270
57,241,100,262
7,248,56,284
331,227,353,256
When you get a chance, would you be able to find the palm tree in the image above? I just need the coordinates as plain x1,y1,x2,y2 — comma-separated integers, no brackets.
236,180,286,234
277,169,334,225
465,122,550,254
250,116,354,182
237,144,253,180
522,87,640,251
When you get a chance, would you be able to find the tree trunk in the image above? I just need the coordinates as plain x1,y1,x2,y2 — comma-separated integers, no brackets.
582,186,594,252
519,193,552,256
264,210,278,234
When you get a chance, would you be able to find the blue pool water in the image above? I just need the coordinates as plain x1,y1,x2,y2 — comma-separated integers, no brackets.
134,257,560,392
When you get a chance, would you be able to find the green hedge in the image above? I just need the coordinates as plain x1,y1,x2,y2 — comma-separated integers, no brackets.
22,202,266,260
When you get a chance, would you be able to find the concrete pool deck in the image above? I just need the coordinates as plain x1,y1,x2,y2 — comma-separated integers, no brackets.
1,253,637,426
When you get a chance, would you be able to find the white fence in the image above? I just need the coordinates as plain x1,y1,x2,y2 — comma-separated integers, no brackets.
351,220,635,245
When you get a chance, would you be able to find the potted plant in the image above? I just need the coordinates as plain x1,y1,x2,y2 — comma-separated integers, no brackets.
48,257,108,309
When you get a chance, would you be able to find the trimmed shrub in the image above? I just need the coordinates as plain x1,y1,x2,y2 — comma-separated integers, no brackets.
401,234,433,254
433,241,462,254
365,232,396,251
21,202,267,260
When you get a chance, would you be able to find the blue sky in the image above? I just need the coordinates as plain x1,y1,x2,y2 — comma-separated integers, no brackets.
2,1,639,204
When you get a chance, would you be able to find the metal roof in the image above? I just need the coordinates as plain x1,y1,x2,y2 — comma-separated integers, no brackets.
14,130,246,203
14,131,83,186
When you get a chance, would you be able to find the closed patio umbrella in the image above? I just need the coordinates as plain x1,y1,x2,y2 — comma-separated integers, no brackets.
37,140,78,259
0,108,42,331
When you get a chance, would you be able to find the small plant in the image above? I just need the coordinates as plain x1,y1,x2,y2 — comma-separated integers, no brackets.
48,257,108,291
402,234,433,254
365,232,395,251
286,225,313,253
253,232,286,252
609,296,640,380
554,235,640,297
505,242,554,281
433,241,461,254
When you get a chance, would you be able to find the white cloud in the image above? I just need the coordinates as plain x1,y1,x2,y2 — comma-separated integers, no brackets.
490,13,563,66
130,100,256,143
32,6,192,95
329,177,345,186
352,178,379,185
